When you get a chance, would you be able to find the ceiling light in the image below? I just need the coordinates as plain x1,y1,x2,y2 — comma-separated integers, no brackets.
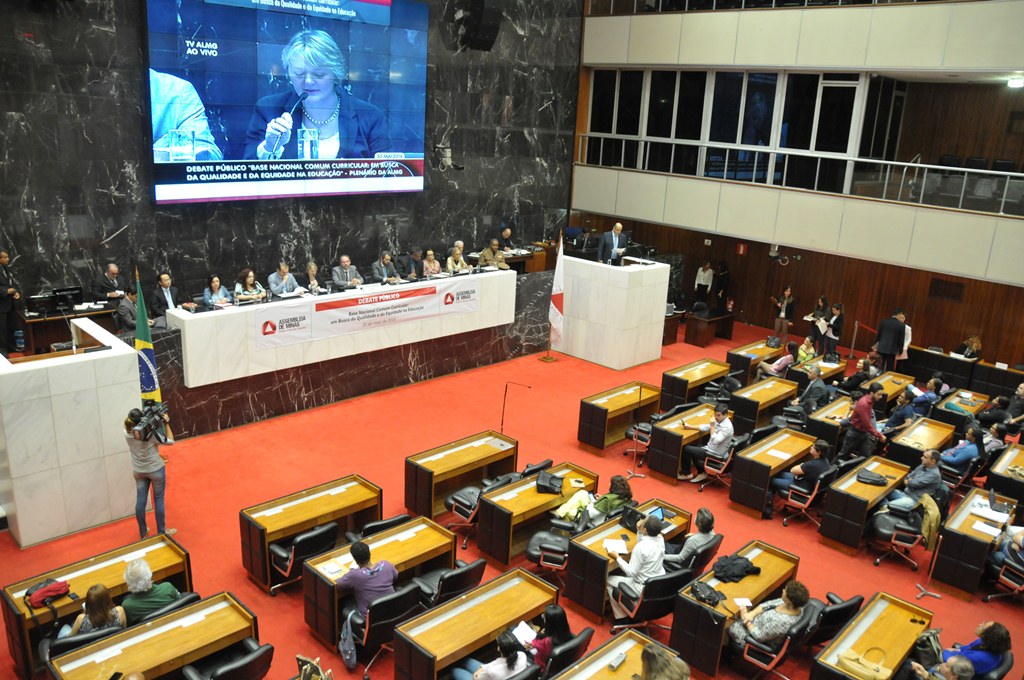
1009,78,1024,88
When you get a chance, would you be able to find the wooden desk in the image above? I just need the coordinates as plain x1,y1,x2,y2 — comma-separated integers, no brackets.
729,429,817,516
393,569,557,680
670,540,799,677
811,592,932,680
820,457,909,551
405,431,518,517
466,250,544,273
239,474,381,591
932,390,989,438
726,341,783,385
786,356,847,392
565,499,690,621
303,517,455,648
663,312,682,345
477,462,599,564
969,360,1024,397
684,312,734,348
887,418,955,468
902,345,978,389
47,592,257,680
873,372,916,418
646,404,725,484
554,630,668,679
659,359,730,411
932,488,1017,595
987,444,1024,509
578,382,661,449
728,377,798,435
1,536,191,680
805,397,852,450
18,307,117,355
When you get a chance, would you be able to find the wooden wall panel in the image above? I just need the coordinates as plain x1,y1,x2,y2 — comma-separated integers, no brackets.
573,212,1024,368
897,83,1024,169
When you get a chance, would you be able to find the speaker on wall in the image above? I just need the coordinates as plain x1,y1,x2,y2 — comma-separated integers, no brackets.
440,0,503,52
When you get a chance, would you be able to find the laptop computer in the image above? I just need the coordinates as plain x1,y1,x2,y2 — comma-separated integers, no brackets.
989,487,1010,514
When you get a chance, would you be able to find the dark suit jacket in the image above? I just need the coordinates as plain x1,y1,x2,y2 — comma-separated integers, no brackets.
876,316,906,355
150,286,186,318
370,260,399,283
396,255,424,279
827,313,844,339
597,231,627,264
243,91,388,160
91,274,129,301
799,378,828,412
0,265,15,313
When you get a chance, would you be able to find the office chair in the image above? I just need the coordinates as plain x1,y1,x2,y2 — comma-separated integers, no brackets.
965,156,988,170
780,465,838,528
412,558,487,608
268,522,339,595
182,637,274,680
344,514,412,544
868,487,949,572
543,627,595,678
750,423,780,444
445,477,512,549
137,591,202,623
524,504,633,585
733,600,823,680
506,664,543,680
39,626,119,664
984,553,1024,604
624,421,650,479
666,532,724,574
699,433,750,492
352,583,422,679
609,568,693,634
992,159,1017,173
938,454,986,501
698,372,744,406
978,651,1014,680
482,459,553,487
804,593,864,648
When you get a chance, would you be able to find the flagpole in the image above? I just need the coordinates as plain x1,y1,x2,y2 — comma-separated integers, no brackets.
539,230,564,364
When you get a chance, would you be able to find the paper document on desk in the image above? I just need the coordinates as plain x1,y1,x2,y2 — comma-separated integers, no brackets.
603,539,629,555
971,505,1010,524
512,620,537,645
322,559,348,576
972,521,1002,538
762,448,790,460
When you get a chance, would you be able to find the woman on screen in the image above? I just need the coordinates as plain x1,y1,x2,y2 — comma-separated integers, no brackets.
244,30,389,161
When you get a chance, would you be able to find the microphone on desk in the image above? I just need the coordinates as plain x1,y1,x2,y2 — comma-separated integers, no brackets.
269,92,308,157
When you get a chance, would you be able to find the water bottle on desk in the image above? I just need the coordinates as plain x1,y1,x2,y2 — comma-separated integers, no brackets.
13,330,25,352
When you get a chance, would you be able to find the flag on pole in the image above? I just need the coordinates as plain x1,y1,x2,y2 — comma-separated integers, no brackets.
549,235,565,350
134,269,162,405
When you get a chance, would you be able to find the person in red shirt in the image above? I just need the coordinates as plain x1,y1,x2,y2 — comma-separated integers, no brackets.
839,382,886,459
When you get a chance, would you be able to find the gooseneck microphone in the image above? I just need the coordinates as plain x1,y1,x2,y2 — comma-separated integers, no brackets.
270,92,308,156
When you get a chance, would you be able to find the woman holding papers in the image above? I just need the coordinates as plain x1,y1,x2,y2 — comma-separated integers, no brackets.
447,246,471,273
524,605,573,672
823,303,844,356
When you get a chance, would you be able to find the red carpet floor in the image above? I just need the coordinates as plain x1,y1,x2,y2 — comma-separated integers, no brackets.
2,323,1022,680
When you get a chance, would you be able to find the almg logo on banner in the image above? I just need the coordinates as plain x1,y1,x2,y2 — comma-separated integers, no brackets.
254,305,313,349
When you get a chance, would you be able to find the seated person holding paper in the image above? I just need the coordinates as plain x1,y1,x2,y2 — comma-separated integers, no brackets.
118,291,155,331
91,263,129,301
452,630,529,680
268,261,302,296
478,239,510,270
331,254,363,288
397,248,424,280
370,252,401,284
665,507,715,568
447,246,471,273
606,514,666,620
990,525,1024,569
234,268,267,302
938,426,982,475
881,390,916,436
680,404,734,483
335,540,398,616
911,377,942,416
728,580,809,651
524,605,574,673
422,249,443,277
295,261,325,294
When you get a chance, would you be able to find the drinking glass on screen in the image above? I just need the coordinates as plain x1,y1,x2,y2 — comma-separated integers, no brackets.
169,129,195,162
297,128,320,160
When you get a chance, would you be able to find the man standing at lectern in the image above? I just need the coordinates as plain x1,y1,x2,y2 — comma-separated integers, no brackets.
598,222,626,266
0,250,20,358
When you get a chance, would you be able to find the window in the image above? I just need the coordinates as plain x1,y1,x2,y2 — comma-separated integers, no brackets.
675,72,707,140
647,71,677,138
781,74,818,150
616,71,643,135
815,86,856,153
589,70,616,134
741,73,777,146
709,72,743,143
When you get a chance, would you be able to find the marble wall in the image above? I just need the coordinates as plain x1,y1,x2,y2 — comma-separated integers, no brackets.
0,0,581,297
129,271,554,438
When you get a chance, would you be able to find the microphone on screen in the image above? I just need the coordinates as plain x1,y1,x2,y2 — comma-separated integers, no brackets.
269,92,308,156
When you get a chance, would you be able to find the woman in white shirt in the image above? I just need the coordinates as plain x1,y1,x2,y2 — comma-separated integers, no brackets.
451,631,529,680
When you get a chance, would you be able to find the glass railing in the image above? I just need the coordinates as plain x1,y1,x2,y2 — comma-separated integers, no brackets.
577,133,1024,216
588,0,969,15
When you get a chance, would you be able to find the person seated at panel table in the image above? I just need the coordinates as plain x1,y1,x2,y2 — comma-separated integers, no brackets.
117,291,156,331
91,262,129,302
953,335,983,359
478,239,510,270
448,239,465,258
767,440,832,518
422,249,443,277
234,268,267,303
122,558,181,625
331,254,363,288
451,630,530,680
679,404,734,484
370,252,401,284
336,541,398,618
150,272,196,318
756,341,799,382
498,225,515,251
828,357,871,398
243,30,388,161
202,274,232,307
727,580,810,653
975,395,1011,428
294,261,324,295
640,643,691,680
396,248,424,280
797,336,815,364
938,426,983,475
268,261,303,297
880,389,916,437
664,507,716,568
911,377,943,416
58,584,126,638
789,365,828,414
447,246,471,273
606,514,666,621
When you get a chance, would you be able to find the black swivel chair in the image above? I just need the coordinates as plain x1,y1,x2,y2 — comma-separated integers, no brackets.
779,465,838,528
698,373,744,406
352,582,423,679
750,423,781,444
182,637,275,680
624,403,699,477
344,514,412,544
267,522,339,595
543,627,595,678
137,591,202,622
868,487,949,572
39,627,119,664
445,477,515,549
524,504,634,586
412,558,487,608
732,600,823,678
978,652,1014,680
609,568,693,634
804,593,864,648
699,433,751,492
984,553,1024,604
506,664,543,680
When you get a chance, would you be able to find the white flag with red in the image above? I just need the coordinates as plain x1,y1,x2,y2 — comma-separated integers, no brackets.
549,235,565,350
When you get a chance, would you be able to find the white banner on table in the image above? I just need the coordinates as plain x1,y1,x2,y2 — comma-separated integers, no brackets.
255,278,481,349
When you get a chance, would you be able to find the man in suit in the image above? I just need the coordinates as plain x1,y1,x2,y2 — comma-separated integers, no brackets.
91,263,129,302
149,272,195,319
118,291,156,331
498,226,515,251
396,248,424,280
597,222,626,266
331,254,363,287
0,250,20,357
875,308,907,372
791,365,827,413
478,239,510,270
370,252,401,284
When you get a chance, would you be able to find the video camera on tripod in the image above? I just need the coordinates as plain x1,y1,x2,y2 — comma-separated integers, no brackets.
131,400,170,442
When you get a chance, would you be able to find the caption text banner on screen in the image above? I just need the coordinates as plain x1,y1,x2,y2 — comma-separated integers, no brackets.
206,0,392,23
254,277,481,349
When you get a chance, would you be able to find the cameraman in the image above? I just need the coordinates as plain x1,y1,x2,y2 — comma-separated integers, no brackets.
126,407,175,540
